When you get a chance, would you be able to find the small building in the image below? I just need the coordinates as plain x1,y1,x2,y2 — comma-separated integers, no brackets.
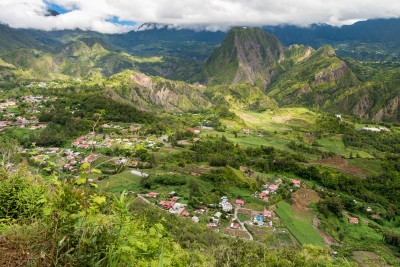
207,223,218,229
146,192,159,198
230,223,240,229
195,209,205,214
235,199,245,206
263,197,269,202
180,209,189,217
348,217,359,224
159,201,175,209
214,212,222,219
292,179,301,187
262,210,272,218
191,216,199,223
170,196,180,202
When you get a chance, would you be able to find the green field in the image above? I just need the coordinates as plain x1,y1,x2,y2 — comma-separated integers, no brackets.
317,136,374,158
237,213,251,222
348,158,382,175
98,171,143,192
233,108,317,133
275,201,326,248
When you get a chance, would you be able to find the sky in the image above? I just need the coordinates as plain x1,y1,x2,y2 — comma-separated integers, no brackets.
1,0,400,33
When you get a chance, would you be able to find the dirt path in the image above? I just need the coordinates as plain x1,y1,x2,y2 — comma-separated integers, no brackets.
234,206,253,240
313,216,341,247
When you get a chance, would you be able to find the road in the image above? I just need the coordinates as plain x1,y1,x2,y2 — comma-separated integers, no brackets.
234,206,254,240
137,194,151,204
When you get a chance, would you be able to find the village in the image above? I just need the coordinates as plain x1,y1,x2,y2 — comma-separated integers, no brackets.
0,92,368,245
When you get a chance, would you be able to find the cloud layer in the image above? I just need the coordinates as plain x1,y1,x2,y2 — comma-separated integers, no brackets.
1,0,400,33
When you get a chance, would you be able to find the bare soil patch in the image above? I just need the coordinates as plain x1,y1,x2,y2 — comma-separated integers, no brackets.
311,157,368,176
237,208,252,217
223,228,251,239
271,116,291,123
0,236,32,267
292,189,340,247
291,189,320,213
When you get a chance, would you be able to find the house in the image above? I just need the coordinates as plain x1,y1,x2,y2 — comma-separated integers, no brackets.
268,184,279,192
146,192,159,198
262,210,272,218
221,202,233,212
170,196,180,202
159,201,175,209
292,179,301,187
191,216,199,223
195,209,205,214
180,209,189,217
348,217,359,224
214,212,222,219
230,223,240,229
235,199,245,206
207,223,218,229
170,203,187,215
259,192,267,198
263,197,269,202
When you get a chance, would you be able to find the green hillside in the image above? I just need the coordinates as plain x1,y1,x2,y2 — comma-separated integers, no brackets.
267,46,359,107
0,24,50,55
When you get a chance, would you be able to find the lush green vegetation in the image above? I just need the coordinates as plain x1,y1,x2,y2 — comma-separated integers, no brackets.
275,202,326,248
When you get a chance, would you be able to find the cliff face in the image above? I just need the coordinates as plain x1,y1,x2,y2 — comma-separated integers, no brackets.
107,71,212,112
267,46,359,107
351,93,373,117
372,94,400,121
203,27,285,88
312,62,349,87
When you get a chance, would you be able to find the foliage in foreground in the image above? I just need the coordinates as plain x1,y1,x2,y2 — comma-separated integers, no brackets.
0,165,356,266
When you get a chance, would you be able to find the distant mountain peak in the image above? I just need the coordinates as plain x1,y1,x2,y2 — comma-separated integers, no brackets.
203,27,285,87
45,9,60,17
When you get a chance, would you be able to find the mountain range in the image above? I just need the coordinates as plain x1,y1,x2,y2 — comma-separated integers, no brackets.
1,20,400,121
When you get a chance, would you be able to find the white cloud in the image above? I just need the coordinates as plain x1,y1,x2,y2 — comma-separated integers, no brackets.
0,0,400,33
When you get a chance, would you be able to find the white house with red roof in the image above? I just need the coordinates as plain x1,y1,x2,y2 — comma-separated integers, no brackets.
348,217,359,224
146,192,159,198
292,179,301,187
235,199,245,206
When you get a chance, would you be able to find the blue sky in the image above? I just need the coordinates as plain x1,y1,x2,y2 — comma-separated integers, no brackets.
46,3,70,14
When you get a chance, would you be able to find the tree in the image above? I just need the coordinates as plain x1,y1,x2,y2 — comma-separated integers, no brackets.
0,137,21,170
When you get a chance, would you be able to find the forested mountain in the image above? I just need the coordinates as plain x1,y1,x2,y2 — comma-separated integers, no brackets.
3,14,400,267
0,24,51,55
203,27,285,87
263,18,400,46
4,25,400,122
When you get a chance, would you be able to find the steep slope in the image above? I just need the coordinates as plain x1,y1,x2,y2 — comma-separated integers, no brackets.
264,18,400,47
105,70,212,111
267,46,359,107
205,83,278,111
203,27,285,88
0,24,50,55
331,65,400,122
0,39,137,79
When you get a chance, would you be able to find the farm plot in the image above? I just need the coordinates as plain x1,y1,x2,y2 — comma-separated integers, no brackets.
275,201,326,248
